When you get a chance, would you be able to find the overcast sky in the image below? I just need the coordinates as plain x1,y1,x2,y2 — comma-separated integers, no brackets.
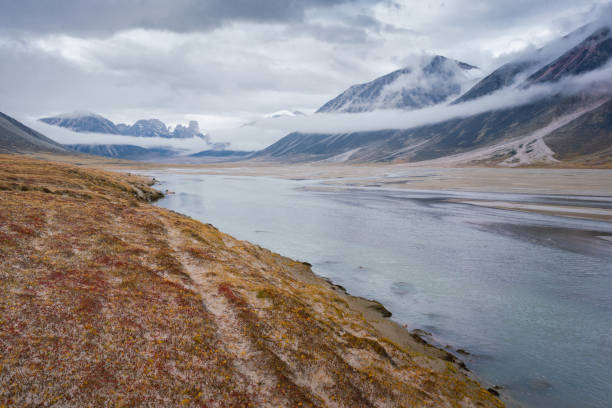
0,0,609,149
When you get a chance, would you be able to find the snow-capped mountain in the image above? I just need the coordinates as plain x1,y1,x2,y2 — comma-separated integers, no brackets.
317,55,481,113
241,109,306,127
40,112,208,140
453,24,611,104
126,119,169,137
263,110,306,119
40,112,120,134
256,25,612,166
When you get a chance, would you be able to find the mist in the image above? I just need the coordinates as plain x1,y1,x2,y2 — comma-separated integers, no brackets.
220,62,612,148
25,119,214,154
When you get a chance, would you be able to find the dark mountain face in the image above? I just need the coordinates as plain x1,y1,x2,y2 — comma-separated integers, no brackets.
316,55,480,113
453,26,611,104
255,95,605,163
40,114,120,134
66,144,180,160
452,60,537,104
190,150,253,158
527,27,611,85
172,121,203,139
40,113,208,139
0,112,69,154
127,119,169,137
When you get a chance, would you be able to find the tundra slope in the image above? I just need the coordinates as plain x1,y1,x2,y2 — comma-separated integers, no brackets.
0,155,503,407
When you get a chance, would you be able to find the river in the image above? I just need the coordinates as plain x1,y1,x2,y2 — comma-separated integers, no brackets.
143,170,612,408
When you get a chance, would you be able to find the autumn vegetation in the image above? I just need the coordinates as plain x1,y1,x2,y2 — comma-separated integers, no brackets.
0,154,503,407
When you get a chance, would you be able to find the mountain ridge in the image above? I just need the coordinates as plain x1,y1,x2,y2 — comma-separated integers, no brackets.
317,55,480,113
40,112,209,140
254,26,612,167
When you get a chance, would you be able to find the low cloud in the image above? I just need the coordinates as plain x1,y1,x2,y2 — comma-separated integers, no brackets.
25,119,214,154
233,63,612,144
23,62,611,153
0,0,371,35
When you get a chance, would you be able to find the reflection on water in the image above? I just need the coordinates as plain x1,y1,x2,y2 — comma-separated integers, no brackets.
147,172,612,408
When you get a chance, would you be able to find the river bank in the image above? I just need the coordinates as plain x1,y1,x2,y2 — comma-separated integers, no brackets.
0,155,503,407
145,169,612,408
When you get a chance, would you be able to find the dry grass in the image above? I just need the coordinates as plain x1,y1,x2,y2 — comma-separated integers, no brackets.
0,154,504,407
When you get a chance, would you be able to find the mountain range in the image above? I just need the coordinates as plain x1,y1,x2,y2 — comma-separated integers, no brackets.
40,112,209,140
2,23,610,167
254,24,612,167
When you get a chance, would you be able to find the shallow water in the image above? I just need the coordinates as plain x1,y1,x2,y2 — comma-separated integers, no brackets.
147,171,612,408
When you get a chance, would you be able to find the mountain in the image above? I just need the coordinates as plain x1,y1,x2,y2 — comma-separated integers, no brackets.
0,112,70,154
526,27,611,85
452,60,537,104
190,150,253,158
66,144,181,161
255,26,612,167
454,26,612,105
242,110,306,127
256,95,607,164
40,112,120,134
316,55,480,113
40,112,209,139
187,149,255,163
264,110,306,119
544,99,612,165
126,119,169,137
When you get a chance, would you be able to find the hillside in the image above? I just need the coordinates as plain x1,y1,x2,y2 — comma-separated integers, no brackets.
544,99,612,165
0,155,503,407
255,26,612,167
0,112,69,154
255,95,611,166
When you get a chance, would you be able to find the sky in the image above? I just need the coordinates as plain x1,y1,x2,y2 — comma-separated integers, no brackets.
0,0,610,151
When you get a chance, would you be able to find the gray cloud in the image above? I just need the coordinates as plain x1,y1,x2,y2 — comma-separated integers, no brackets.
229,62,612,147
0,0,376,35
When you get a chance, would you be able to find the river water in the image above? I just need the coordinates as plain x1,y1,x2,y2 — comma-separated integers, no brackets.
145,171,612,408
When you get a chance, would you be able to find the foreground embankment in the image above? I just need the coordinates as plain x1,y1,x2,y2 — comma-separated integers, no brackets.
0,155,503,407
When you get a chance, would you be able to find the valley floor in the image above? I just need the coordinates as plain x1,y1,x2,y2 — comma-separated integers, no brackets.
0,155,503,407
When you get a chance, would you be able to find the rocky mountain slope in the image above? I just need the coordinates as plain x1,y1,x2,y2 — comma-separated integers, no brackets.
317,55,480,113
0,155,504,407
0,112,69,154
256,26,612,167
526,27,611,85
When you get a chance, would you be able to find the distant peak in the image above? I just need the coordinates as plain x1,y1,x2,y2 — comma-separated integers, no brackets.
422,54,478,72
52,110,108,120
